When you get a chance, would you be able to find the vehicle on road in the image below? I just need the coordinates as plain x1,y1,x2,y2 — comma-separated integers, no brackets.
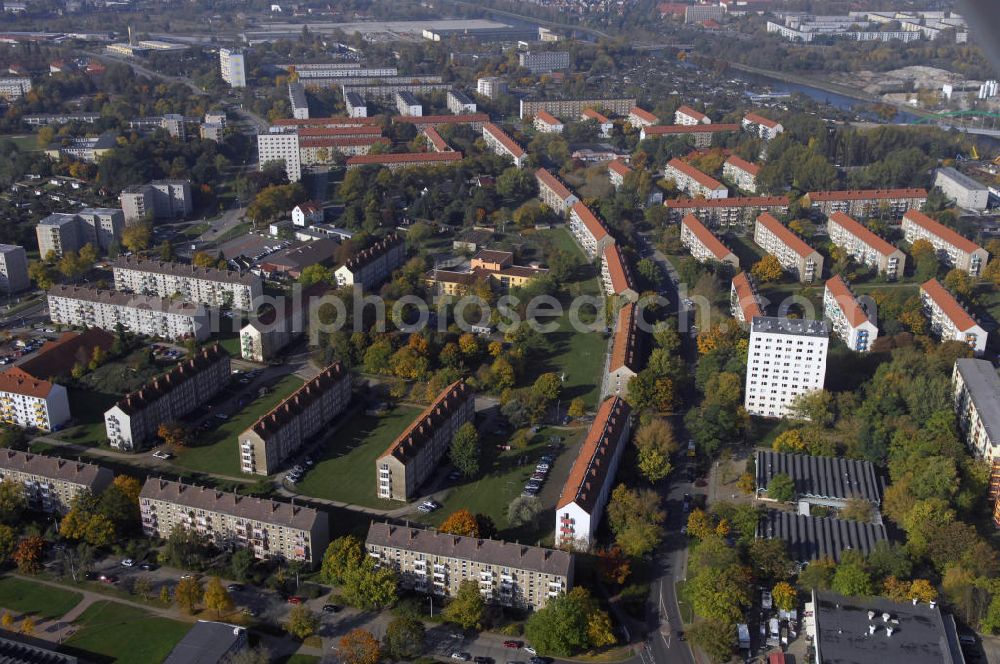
139,562,157,571
99,574,118,584
523,647,537,655
322,604,341,613
286,596,303,604
683,493,692,512
152,450,172,460
214,413,229,420
503,641,522,649
451,653,471,661
120,558,134,567
227,584,244,592
449,633,464,640
242,607,259,617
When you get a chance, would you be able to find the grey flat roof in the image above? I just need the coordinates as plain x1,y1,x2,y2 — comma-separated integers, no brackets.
936,166,987,192
813,590,963,664
955,358,1000,444
162,621,245,664
757,510,887,562
751,315,830,338
449,89,475,104
756,450,883,506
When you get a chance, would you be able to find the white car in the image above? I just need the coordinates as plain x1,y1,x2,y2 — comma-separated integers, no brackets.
121,559,135,567
451,653,471,661
523,647,537,655
152,450,172,460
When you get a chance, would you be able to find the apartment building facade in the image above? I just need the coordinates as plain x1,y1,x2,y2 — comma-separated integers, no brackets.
665,196,790,228
754,213,823,283
742,112,784,140
366,522,573,610
675,105,711,125
257,129,302,182
446,89,477,114
36,209,124,258
120,181,193,224
219,49,246,88
902,209,989,277
826,212,906,280
0,244,29,294
345,92,367,118
239,363,351,476
112,257,262,310
627,107,659,128
934,167,989,211
730,272,763,324
639,124,740,148
664,159,728,199
607,159,631,189
823,275,878,352
744,316,829,418
482,123,526,168
722,155,760,193
104,345,231,451
608,303,645,396
140,478,329,566
395,91,423,117
376,380,475,501
953,358,1000,463
519,97,635,120
805,188,927,218
517,51,570,74
568,202,614,259
0,77,31,101
533,111,563,134
426,250,548,296
601,244,638,301
334,234,406,290
345,151,463,171
920,278,988,354
0,367,71,432
555,396,632,549
0,449,112,513
681,213,739,269
476,77,508,99
581,108,612,137
47,285,210,341
535,167,578,214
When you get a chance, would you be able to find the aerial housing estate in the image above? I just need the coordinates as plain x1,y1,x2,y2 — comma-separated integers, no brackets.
753,213,823,283
902,209,989,277
47,285,210,341
112,257,262,310
744,317,829,418
535,168,579,215
0,449,113,513
823,275,878,352
568,202,613,258
920,278,987,354
681,214,739,269
334,234,406,290
826,212,906,280
0,367,71,432
36,209,124,257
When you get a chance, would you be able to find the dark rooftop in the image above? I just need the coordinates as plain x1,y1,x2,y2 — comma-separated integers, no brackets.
757,510,887,563
756,450,883,506
162,620,246,664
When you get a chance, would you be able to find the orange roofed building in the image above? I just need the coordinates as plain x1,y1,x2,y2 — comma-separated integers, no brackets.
601,244,638,301
730,272,763,324
0,366,70,432
823,275,878,352
555,396,632,549
377,380,476,501
920,279,987,355
608,303,646,396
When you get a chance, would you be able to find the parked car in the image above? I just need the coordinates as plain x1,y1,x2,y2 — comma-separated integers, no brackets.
139,562,157,571
99,574,118,584
120,558,134,567
322,604,341,613
227,584,244,592
450,653,471,661
152,450,172,460
503,641,522,649
286,596,303,605
523,647,537,656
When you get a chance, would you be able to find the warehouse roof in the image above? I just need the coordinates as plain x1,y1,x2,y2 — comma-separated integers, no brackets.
756,449,883,506
757,510,887,562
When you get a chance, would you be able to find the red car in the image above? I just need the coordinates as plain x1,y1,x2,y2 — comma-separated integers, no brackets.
287,596,303,605
503,641,523,649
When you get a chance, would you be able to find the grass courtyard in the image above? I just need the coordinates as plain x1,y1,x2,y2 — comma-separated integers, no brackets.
0,577,82,620
64,601,190,664
295,405,422,508
171,373,305,477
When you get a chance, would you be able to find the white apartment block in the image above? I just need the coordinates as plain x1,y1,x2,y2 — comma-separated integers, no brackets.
743,111,784,140
731,272,763,324
0,368,70,432
754,213,823,283
395,91,422,117
482,123,526,168
0,77,31,101
47,285,210,342
953,358,1000,463
823,275,878,352
366,522,573,610
476,77,508,100
535,168,578,214
517,51,570,74
36,209,124,258
288,82,309,120
447,89,477,114
257,129,302,182
581,108,613,138
0,244,29,294
627,107,658,128
555,396,631,549
141,478,329,566
220,48,246,88
934,167,989,211
664,159,728,199
745,317,829,419
533,111,563,134
345,92,367,118
902,209,989,277
607,159,631,190
120,180,193,224
334,234,405,291
104,345,230,451
681,214,739,269
0,449,112,513
723,155,760,194
240,364,351,476
601,244,638,301
826,212,906,280
112,256,262,310
675,105,710,125
806,188,927,218
920,278,987,355
568,202,614,259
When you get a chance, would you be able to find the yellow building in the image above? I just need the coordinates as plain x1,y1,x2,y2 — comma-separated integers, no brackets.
425,249,548,295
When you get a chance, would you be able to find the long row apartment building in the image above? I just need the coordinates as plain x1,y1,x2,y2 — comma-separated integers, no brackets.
535,168,578,214
823,275,878,352
805,188,927,218
826,212,906,280
376,380,475,501
920,278,987,354
104,345,231,451
681,214,739,269
482,123,527,168
902,209,989,277
664,159,728,199
112,257,262,310
239,363,352,476
753,213,823,283
47,285,210,341
334,234,406,291
568,202,614,259
0,449,113,513
664,196,790,227
607,303,645,397
730,272,763,325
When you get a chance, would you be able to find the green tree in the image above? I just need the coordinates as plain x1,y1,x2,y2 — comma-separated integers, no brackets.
449,423,480,478
766,473,796,502
751,255,783,283
634,418,677,483
748,539,794,582
772,582,797,612
230,549,255,582
122,223,152,253
442,579,485,630
524,591,592,657
687,619,734,663
606,485,666,557
383,616,425,660
204,576,235,618
567,398,586,418
832,559,874,597
0,525,15,564
532,372,561,402
299,264,333,287
508,495,542,528
321,536,364,586
342,557,398,610
286,605,319,640
0,479,26,525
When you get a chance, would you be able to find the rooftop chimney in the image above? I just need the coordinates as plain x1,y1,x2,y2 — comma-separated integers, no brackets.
868,624,876,635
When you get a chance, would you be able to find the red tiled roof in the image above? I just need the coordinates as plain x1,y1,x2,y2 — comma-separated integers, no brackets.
273,116,380,126
608,159,632,177
535,167,575,201
610,302,643,373
571,202,609,242
643,123,740,136
921,278,978,332
629,107,659,123
299,136,390,148
535,111,562,126
582,108,609,123
380,380,474,462
483,123,526,158
744,111,779,129
828,212,899,257
825,275,870,328
682,214,733,261
346,151,463,166
806,188,928,202
904,209,981,254
724,154,760,176
667,196,789,209
657,2,688,16
731,272,762,321
667,158,726,191
0,366,56,399
757,212,816,259
393,113,489,126
557,396,631,511
422,126,450,152
298,126,383,137
250,363,348,438
676,105,708,122
19,329,114,380
603,244,634,295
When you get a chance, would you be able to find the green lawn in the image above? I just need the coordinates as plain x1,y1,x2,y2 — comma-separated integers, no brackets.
0,577,82,619
64,601,190,664
724,233,766,269
171,374,305,477
295,406,422,507
278,656,322,664
5,135,38,152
